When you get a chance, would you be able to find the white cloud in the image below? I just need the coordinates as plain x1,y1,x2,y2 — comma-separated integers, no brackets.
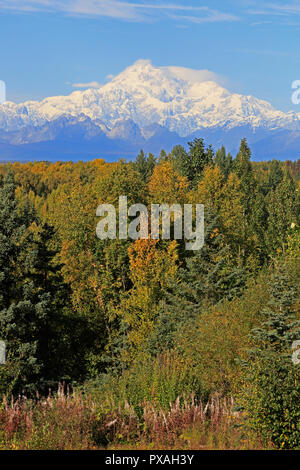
0,0,52,12
247,1,300,17
0,0,240,23
169,9,239,24
2,0,300,25
71,81,102,88
67,64,228,91
160,66,227,86
245,1,300,28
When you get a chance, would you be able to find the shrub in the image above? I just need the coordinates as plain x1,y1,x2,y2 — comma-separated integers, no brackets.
241,262,300,449
99,351,205,412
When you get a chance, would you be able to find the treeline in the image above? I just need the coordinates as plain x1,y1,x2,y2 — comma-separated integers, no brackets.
0,138,299,449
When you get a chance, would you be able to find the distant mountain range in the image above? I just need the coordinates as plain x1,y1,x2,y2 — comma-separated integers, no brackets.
1,60,300,162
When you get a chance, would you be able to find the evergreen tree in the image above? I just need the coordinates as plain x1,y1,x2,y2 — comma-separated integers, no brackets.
231,139,268,266
0,172,69,394
149,209,246,352
135,149,148,181
250,187,268,264
265,171,300,254
158,149,167,162
215,145,226,167
135,149,156,182
168,145,189,177
27,222,73,387
241,262,300,449
146,153,156,181
215,146,233,178
265,160,284,194
182,138,214,187
233,138,252,182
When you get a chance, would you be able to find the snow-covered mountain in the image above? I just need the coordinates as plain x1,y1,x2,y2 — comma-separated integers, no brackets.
0,60,300,161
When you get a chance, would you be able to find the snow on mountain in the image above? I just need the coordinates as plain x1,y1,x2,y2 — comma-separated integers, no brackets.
1,59,300,139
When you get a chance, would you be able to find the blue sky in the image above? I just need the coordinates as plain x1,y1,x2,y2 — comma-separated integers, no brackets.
0,0,300,111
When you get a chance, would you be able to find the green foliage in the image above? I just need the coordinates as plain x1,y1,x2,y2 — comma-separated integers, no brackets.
265,171,300,254
214,145,233,178
0,172,71,394
150,208,246,353
233,138,253,182
241,262,300,449
0,386,265,450
96,161,148,206
134,150,156,182
167,145,189,176
100,351,205,411
0,142,299,449
173,138,214,187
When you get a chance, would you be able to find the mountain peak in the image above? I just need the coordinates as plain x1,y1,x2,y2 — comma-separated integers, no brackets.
131,59,153,67
0,60,300,141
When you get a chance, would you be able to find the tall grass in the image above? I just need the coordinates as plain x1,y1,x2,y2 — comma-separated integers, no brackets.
93,352,206,412
0,385,266,450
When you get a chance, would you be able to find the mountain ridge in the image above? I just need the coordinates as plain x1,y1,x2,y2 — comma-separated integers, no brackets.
0,60,300,161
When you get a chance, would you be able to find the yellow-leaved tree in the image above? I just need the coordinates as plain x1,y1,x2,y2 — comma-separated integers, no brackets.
117,238,179,363
149,161,189,204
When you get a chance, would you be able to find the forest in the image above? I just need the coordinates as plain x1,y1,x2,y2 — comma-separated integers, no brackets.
0,138,299,450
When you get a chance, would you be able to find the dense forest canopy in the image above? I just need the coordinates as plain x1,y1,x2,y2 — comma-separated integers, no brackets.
0,138,299,450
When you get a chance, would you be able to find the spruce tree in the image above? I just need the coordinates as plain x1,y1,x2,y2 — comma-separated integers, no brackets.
233,138,252,181
242,262,300,449
149,209,246,352
135,150,148,181
232,139,268,266
146,153,156,182
0,171,69,394
264,160,284,194
169,145,189,177
215,146,233,179
27,222,73,388
184,138,214,187
265,171,300,254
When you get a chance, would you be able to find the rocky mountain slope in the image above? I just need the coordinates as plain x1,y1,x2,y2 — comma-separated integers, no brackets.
0,60,299,161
